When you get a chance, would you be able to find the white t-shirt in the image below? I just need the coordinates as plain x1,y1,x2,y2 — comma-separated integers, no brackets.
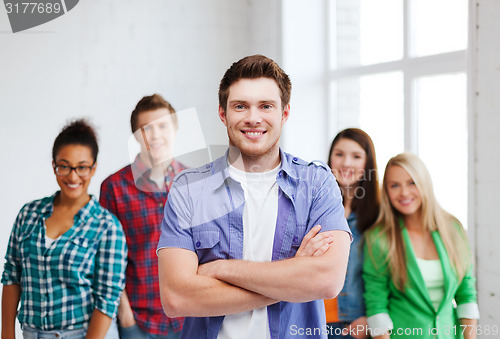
217,163,280,339
44,223,60,248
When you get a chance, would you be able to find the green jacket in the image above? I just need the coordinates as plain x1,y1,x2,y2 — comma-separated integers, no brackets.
363,224,477,338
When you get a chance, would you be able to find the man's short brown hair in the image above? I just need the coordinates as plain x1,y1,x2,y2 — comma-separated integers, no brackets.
218,55,292,112
130,94,177,133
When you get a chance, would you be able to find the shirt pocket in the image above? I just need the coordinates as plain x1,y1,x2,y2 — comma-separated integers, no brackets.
19,231,36,261
18,231,39,284
60,236,96,285
192,228,221,264
288,225,307,256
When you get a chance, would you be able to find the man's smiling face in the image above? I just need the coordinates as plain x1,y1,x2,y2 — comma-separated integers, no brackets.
219,77,289,160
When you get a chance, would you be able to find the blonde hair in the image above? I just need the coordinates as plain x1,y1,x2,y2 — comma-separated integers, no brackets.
369,152,471,290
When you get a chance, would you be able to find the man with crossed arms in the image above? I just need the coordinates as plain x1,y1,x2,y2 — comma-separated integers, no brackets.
157,55,352,339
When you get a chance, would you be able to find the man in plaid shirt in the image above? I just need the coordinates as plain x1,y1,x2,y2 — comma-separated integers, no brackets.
100,94,186,339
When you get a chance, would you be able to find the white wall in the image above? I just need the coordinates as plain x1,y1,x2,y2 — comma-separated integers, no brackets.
281,0,329,162
2,0,499,334
473,0,500,328
0,0,282,332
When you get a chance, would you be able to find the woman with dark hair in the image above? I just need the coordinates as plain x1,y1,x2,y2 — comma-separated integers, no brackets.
324,128,380,339
1,120,127,339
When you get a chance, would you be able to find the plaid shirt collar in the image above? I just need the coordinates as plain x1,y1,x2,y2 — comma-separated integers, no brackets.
130,155,184,193
39,192,99,222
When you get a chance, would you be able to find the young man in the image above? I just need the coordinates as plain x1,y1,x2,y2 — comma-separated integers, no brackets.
157,55,351,339
100,94,186,339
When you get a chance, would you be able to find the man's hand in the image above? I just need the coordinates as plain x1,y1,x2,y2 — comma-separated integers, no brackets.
198,259,224,279
296,225,334,257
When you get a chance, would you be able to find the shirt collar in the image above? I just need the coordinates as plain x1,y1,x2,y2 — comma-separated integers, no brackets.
131,154,183,191
278,148,299,181
209,148,294,191
209,150,232,191
40,192,98,221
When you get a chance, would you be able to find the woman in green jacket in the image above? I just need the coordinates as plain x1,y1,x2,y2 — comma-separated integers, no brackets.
363,153,478,339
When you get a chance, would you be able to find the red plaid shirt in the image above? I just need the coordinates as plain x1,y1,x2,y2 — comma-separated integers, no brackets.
99,156,186,335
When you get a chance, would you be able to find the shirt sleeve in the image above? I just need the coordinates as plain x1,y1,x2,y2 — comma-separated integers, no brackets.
366,312,394,336
1,205,27,285
455,266,479,319
92,216,128,318
308,169,351,239
157,174,195,253
99,177,118,215
451,220,479,319
363,229,394,334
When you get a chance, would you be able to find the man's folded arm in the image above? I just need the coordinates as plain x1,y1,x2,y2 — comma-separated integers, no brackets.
198,230,350,303
158,247,278,318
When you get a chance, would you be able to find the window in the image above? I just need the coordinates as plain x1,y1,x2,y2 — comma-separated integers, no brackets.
328,0,468,225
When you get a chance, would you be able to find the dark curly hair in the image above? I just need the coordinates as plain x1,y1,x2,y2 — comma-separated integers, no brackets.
52,119,98,163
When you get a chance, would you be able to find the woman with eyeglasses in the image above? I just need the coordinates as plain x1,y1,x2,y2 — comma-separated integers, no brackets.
1,120,127,339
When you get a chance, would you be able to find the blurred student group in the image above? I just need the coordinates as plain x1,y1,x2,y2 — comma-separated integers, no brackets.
1,55,479,339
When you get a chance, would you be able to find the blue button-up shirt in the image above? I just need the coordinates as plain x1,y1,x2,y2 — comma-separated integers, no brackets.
158,149,351,339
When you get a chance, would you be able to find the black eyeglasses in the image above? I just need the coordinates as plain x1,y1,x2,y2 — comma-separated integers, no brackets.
54,163,95,177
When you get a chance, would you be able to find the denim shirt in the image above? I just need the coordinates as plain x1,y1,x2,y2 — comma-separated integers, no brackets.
335,213,365,322
157,149,351,339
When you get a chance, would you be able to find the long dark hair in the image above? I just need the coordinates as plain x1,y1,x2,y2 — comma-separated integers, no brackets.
328,128,380,233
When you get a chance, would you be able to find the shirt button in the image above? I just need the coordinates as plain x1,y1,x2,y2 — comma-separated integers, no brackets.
293,236,299,243
196,241,201,247
206,165,210,169
293,157,298,161
158,203,163,208
292,194,295,199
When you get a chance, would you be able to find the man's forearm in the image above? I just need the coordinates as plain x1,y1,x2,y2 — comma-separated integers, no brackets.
158,248,278,318
201,231,350,302
165,274,277,317
207,256,341,302
158,229,344,317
